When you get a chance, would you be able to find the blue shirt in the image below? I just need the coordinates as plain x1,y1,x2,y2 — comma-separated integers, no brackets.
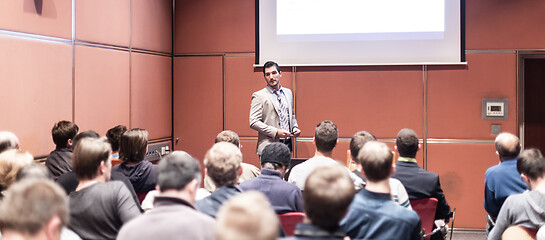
340,188,422,240
484,159,528,218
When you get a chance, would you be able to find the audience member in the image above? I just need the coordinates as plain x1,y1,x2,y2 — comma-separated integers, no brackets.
196,142,243,218
113,128,157,195
488,148,545,240
106,125,127,161
118,151,215,240
391,128,450,240
350,130,412,209
239,142,304,213
484,132,527,234
68,138,140,239
16,163,51,181
341,141,421,240
282,165,355,240
0,149,33,197
45,120,79,180
216,191,279,240
288,120,363,190
0,179,69,240
0,131,19,153
204,130,260,192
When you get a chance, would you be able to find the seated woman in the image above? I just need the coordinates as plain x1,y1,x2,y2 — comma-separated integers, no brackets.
113,128,157,198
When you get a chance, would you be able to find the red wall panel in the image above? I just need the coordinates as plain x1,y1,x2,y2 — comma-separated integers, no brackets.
131,53,172,139
131,0,172,53
74,46,130,135
0,37,72,156
427,54,517,139
75,0,130,46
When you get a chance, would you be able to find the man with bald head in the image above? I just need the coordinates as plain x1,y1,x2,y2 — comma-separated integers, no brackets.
484,132,527,235
0,131,19,153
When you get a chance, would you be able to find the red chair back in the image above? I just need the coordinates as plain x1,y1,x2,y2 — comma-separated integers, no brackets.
278,212,305,236
410,198,438,240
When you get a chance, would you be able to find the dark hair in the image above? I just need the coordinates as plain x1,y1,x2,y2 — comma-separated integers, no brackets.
349,131,377,163
215,130,240,147
72,131,100,149
16,163,51,181
396,128,419,158
157,151,201,192
315,121,338,153
263,61,280,75
304,165,355,232
517,148,545,180
72,138,111,180
106,125,127,151
119,128,148,164
359,141,393,182
51,121,79,148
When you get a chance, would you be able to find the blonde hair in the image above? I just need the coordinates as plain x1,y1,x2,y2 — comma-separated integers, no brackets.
216,191,278,240
204,142,242,187
0,149,33,189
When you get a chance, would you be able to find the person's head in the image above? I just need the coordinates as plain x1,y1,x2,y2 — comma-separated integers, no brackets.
106,125,127,152
517,148,545,189
0,149,34,189
204,142,242,188
396,128,419,158
262,61,282,90
157,151,201,202
215,130,240,148
16,163,51,181
119,128,148,163
314,120,338,153
72,130,100,149
304,165,355,232
72,138,112,181
0,179,68,240
216,191,278,240
349,130,377,163
0,131,19,153
260,142,290,173
495,132,521,161
51,120,79,149
359,141,394,182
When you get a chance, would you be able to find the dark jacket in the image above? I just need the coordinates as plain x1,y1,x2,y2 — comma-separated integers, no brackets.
281,223,346,240
112,160,157,194
195,185,242,218
45,147,73,180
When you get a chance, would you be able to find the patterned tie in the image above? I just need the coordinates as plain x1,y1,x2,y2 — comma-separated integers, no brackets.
274,90,290,132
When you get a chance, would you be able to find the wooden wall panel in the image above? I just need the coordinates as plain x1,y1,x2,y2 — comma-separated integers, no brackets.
0,37,72,156
131,0,172,53
296,66,423,139
466,1,545,50
131,53,172,139
74,46,130,135
0,0,72,39
240,139,259,169
427,54,517,139
174,0,254,54
427,143,499,229
173,56,223,163
75,0,130,46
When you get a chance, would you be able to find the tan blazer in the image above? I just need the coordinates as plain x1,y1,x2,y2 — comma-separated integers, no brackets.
249,87,298,155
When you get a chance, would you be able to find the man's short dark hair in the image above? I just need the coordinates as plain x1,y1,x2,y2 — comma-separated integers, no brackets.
215,130,240,147
157,151,201,192
349,131,377,163
359,141,393,182
315,121,338,153
304,165,355,232
263,61,280,75
495,133,521,160
72,138,111,180
396,128,419,158
106,125,127,152
119,128,148,163
51,121,79,149
72,130,100,149
517,148,545,180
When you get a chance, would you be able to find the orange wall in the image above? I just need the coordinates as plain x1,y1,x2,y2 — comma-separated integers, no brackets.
0,0,173,157
173,0,545,229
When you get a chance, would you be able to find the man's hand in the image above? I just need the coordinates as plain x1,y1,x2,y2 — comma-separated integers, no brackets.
292,127,301,137
277,129,292,138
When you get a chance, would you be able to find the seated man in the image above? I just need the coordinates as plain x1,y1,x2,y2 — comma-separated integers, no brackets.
68,138,141,239
0,131,19,153
118,151,215,240
283,165,355,240
0,179,68,240
239,142,303,213
488,148,545,240
341,141,421,240
45,120,79,180
196,142,243,218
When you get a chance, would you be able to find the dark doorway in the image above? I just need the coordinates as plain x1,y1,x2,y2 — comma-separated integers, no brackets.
520,55,545,152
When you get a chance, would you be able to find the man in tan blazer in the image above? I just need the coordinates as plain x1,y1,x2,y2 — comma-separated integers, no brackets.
250,61,301,155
